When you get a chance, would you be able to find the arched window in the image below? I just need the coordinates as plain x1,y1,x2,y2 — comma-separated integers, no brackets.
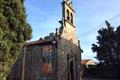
71,13,73,23
67,9,70,21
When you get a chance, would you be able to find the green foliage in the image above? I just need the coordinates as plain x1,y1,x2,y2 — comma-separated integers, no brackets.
0,0,32,79
92,21,120,65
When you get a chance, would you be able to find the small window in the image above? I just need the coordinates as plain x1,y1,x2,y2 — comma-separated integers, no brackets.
71,13,73,23
67,9,70,21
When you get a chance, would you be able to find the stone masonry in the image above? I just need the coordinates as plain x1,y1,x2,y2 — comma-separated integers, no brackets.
8,0,82,80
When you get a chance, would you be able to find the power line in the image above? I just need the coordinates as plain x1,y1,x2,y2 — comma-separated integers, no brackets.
77,12,120,38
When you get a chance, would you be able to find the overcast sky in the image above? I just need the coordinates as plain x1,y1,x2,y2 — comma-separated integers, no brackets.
24,0,120,61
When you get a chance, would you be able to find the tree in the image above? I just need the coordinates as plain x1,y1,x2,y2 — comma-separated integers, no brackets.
0,0,32,79
92,21,120,65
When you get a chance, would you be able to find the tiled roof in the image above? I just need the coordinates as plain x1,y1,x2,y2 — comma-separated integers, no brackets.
26,40,53,46
25,33,56,46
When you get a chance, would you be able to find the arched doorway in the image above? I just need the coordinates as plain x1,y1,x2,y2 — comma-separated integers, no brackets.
70,60,74,80
67,54,75,80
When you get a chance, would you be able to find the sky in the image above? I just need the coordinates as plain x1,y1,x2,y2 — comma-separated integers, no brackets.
24,0,120,62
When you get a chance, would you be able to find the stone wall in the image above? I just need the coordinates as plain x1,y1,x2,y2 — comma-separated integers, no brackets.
57,37,81,80
8,41,58,80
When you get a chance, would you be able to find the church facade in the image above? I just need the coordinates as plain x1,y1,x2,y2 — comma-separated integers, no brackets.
8,0,82,80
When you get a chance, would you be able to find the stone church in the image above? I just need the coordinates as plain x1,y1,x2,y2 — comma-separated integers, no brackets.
8,0,82,80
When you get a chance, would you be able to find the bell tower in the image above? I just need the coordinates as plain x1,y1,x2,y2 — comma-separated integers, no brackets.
59,0,78,45
62,0,74,25
57,0,81,80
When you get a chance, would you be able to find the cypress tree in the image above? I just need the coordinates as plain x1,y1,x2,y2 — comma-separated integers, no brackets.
0,0,32,79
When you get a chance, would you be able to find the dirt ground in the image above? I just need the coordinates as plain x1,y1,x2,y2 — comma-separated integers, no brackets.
82,78,119,80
